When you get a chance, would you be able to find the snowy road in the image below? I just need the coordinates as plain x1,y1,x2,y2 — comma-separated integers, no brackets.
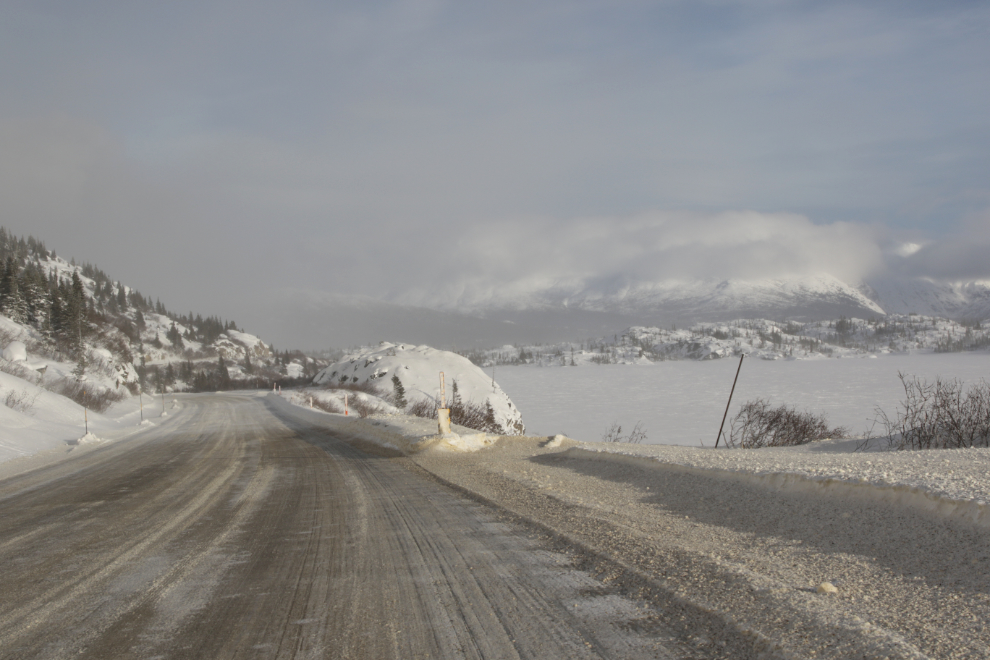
0,393,688,659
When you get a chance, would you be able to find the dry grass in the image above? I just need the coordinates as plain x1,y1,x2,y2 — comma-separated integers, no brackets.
601,421,647,443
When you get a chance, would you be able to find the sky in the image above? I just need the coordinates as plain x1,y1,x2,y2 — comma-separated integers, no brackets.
1,1,988,346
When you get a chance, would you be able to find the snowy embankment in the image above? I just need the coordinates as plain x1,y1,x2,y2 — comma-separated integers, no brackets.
0,367,175,468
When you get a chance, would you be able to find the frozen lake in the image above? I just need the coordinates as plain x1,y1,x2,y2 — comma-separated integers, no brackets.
495,353,990,445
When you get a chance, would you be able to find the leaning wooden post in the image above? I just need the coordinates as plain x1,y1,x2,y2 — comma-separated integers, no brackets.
714,354,745,448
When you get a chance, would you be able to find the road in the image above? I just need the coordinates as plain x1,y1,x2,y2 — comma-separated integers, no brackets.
0,393,688,660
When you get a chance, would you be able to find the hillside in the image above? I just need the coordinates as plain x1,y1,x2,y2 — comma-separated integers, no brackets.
0,227,321,405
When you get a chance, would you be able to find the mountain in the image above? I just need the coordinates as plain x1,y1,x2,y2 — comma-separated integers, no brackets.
393,273,887,325
866,278,990,319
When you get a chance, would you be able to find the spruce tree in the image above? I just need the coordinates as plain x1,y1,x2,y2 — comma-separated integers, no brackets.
391,374,407,409
73,353,87,380
483,400,503,434
217,354,231,389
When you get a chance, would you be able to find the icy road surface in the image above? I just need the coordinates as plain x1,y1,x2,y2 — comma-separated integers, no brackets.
0,393,686,660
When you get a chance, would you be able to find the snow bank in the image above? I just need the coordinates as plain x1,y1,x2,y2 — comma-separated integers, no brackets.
2,341,27,362
313,342,525,434
563,441,990,528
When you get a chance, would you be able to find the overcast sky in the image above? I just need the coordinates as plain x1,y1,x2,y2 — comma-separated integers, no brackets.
2,1,988,342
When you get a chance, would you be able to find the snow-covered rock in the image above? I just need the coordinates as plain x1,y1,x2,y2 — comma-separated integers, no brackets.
313,342,525,434
2,341,27,362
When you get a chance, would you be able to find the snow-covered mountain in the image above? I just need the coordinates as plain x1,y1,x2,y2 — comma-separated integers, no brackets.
397,274,887,323
866,278,990,319
395,273,990,327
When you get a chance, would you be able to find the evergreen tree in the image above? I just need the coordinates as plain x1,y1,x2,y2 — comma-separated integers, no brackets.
0,256,26,322
483,400,503,434
450,379,462,413
217,354,231,389
391,374,407,409
73,353,87,380
244,350,253,375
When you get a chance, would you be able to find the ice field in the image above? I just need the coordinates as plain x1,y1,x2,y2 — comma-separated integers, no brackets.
495,353,990,445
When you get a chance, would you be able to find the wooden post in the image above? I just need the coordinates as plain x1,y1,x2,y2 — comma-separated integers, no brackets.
715,354,745,448
344,393,348,416
437,372,451,435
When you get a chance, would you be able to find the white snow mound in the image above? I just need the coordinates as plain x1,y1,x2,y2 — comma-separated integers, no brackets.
2,341,27,362
313,342,525,434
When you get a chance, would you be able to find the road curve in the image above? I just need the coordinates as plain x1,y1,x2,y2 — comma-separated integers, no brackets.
0,393,686,660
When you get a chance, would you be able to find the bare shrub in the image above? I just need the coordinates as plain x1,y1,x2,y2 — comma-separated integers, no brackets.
602,421,647,443
350,396,384,418
310,395,343,414
44,377,126,413
602,421,622,442
407,396,504,433
0,327,17,348
408,396,439,420
728,399,846,448
872,373,990,450
0,358,36,383
320,379,384,396
4,388,38,413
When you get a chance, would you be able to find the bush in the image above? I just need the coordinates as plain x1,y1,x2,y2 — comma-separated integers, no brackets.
872,373,990,450
407,396,505,434
4,388,38,413
727,399,846,448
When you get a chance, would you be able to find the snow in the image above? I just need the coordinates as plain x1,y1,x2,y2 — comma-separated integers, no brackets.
313,342,525,434
0,368,147,463
2,341,26,362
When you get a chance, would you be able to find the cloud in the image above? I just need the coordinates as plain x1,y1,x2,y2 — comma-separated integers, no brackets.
886,210,990,281
393,211,886,307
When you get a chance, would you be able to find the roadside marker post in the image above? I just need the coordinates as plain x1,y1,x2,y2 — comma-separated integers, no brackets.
437,371,452,435
344,393,348,416
714,354,745,448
